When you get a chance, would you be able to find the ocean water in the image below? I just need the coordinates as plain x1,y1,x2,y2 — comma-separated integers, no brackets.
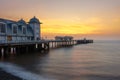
0,40,120,80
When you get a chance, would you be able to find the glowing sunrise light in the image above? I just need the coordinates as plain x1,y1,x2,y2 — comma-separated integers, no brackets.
0,0,120,40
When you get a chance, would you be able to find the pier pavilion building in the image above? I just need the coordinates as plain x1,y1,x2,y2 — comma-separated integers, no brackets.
55,36,73,41
0,16,41,42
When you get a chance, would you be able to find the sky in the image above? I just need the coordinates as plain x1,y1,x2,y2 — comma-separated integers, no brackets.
0,0,120,40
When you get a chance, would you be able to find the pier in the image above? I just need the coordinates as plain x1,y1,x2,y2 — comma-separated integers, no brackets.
0,17,93,58
0,39,93,57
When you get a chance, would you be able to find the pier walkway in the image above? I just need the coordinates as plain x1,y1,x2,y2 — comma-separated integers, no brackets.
0,39,93,57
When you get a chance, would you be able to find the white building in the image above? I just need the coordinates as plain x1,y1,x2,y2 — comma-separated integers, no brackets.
0,16,42,42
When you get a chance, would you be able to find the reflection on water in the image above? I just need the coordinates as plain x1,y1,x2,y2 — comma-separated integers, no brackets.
0,40,120,80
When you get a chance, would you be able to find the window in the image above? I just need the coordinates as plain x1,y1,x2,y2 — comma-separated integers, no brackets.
31,37,34,40
27,37,30,40
13,25,17,34
23,27,26,34
7,36,12,41
0,23,6,33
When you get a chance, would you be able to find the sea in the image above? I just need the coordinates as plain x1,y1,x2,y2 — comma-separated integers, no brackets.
0,40,120,80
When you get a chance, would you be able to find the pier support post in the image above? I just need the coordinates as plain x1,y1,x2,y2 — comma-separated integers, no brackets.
38,44,42,51
51,42,53,48
25,46,29,53
0,47,2,57
13,47,16,54
27,45,36,53
16,46,21,54
27,45,31,53
43,43,50,50
3,46,9,57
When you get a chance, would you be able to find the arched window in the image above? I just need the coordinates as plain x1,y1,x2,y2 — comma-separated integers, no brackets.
12,24,17,34
0,22,6,33
23,27,26,34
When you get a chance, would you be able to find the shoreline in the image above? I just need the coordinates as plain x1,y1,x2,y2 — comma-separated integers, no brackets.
0,68,22,80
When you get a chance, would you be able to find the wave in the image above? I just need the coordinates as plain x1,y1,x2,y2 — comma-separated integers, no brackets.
0,62,55,80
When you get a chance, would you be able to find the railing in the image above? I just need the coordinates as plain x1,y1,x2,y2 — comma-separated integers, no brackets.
0,39,76,44
0,40,48,44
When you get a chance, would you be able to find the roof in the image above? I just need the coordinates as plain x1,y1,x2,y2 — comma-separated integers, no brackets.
0,18,16,24
18,19,26,25
0,18,34,37
28,16,41,24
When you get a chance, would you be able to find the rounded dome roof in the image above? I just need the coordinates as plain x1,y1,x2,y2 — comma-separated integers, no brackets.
18,19,26,25
29,16,40,24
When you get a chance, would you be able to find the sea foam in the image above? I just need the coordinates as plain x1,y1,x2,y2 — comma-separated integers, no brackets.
0,62,54,80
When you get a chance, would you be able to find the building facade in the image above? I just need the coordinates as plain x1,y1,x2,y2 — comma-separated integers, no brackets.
55,36,73,41
0,16,41,42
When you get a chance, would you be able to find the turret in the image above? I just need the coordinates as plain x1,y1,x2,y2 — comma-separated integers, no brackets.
28,16,42,40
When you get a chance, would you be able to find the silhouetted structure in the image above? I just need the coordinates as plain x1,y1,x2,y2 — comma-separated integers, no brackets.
55,36,73,41
0,17,93,57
